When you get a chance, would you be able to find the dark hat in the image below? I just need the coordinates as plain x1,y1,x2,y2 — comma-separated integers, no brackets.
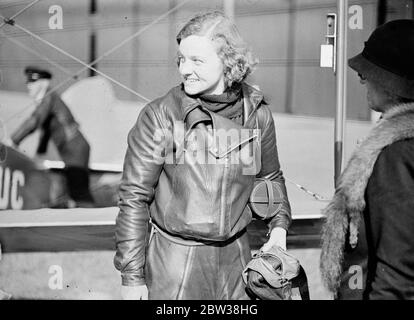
348,19,414,99
24,66,52,83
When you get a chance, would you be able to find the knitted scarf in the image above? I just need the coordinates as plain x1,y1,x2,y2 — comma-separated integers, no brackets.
199,86,244,125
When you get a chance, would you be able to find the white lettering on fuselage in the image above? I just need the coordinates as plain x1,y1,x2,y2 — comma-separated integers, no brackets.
0,167,25,209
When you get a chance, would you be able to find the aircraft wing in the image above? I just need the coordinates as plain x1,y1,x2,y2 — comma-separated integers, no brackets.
61,76,146,165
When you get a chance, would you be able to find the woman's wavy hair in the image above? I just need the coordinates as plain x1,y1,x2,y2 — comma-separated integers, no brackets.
176,11,258,89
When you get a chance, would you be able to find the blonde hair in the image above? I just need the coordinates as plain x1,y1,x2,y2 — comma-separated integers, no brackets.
176,11,258,88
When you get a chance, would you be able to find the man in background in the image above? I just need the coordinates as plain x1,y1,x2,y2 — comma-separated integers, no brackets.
10,66,94,207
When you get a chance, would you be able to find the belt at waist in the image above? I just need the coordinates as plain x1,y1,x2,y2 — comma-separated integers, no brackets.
150,221,246,247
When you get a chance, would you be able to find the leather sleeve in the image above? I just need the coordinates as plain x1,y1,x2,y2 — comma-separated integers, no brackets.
114,104,165,286
256,105,292,233
11,94,54,145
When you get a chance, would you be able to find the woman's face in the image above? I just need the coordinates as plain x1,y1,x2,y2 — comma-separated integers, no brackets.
178,35,225,96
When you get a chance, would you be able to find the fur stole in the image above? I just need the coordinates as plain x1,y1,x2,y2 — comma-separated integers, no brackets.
320,102,414,294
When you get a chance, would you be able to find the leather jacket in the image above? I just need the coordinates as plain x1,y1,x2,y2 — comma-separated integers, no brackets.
114,83,291,286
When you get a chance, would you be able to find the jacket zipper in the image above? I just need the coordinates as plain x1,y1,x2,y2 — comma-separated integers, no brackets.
213,134,258,159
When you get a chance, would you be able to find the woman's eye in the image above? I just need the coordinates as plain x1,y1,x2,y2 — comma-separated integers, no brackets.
193,58,203,65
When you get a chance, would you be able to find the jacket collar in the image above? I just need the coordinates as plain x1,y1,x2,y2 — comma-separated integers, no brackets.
240,82,265,125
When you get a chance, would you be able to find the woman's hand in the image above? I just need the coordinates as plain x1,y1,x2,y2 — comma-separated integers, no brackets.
121,285,148,300
261,227,287,252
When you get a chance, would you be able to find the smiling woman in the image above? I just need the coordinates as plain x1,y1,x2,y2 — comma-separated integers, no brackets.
176,11,258,93
114,11,292,300
177,35,225,96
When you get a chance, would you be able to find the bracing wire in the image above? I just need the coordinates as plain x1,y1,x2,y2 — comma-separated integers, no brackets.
1,0,191,123
1,30,74,76
6,20,151,102
0,0,41,29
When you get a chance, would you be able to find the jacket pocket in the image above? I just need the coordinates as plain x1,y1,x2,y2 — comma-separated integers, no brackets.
163,163,225,239
208,128,261,176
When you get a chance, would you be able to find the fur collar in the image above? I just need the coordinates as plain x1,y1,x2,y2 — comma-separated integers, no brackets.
320,102,414,294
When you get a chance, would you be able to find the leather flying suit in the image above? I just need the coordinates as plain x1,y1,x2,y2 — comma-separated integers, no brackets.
114,83,291,299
